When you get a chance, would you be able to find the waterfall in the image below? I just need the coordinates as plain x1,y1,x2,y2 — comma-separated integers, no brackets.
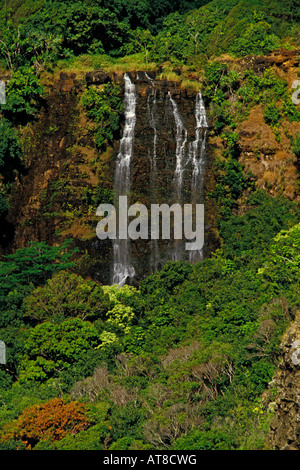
146,75,158,187
108,74,208,283
189,91,208,263
168,92,188,200
112,73,136,285
167,91,189,261
144,72,154,85
146,74,160,272
191,91,207,198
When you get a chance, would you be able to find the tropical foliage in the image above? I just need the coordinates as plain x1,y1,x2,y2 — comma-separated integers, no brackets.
0,0,299,453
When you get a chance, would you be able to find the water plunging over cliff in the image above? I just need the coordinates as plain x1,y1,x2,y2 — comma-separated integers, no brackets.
111,73,208,284
146,73,160,273
112,73,136,285
168,91,188,201
189,91,208,263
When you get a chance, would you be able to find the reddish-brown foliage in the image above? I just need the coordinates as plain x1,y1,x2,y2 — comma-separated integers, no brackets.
1,398,89,449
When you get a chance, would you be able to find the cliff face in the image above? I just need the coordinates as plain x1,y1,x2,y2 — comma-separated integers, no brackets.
231,49,300,201
7,71,114,283
267,312,300,450
4,51,300,284
112,71,215,282
1,52,300,447
238,104,299,201
8,73,82,248
6,70,216,284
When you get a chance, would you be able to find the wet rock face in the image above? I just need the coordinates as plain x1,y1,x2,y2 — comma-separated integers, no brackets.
7,73,82,251
111,71,210,283
5,70,213,284
129,72,198,204
267,312,300,450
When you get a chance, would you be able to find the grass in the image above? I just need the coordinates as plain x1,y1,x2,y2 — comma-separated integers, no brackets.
50,52,203,92
52,52,157,79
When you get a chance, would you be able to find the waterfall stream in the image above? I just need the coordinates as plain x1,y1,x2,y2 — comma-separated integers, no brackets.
112,73,136,285
168,91,188,200
189,91,208,263
110,74,208,284
191,91,208,199
146,73,160,272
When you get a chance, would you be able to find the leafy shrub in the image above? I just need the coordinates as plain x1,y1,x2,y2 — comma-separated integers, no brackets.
0,398,89,449
292,133,300,158
1,66,44,124
0,193,8,217
230,21,280,57
263,101,281,126
0,118,23,183
83,185,114,207
82,82,123,150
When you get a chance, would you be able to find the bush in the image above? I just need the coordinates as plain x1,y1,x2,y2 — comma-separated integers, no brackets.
230,21,280,57
1,66,44,124
293,133,300,159
0,118,23,183
263,101,281,126
81,82,123,150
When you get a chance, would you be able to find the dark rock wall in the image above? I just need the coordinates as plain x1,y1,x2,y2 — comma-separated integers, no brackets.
7,73,82,250
266,312,300,450
111,71,211,282
4,70,214,284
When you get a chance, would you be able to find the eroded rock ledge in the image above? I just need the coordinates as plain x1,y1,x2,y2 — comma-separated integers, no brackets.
267,312,300,450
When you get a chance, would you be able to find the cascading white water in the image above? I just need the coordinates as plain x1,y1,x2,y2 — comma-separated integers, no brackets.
168,92,188,199
168,91,189,261
110,75,208,282
191,91,207,197
146,73,160,272
146,74,158,182
112,73,137,285
189,91,208,263
144,72,154,86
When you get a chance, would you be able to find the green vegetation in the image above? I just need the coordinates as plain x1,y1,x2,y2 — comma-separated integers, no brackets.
293,133,300,159
81,82,124,150
0,118,22,217
0,0,299,453
0,0,298,73
0,191,299,449
1,66,44,124
201,63,295,131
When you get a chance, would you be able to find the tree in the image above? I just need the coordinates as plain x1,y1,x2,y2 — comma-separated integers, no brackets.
1,398,89,449
81,82,123,150
1,66,44,124
0,239,78,295
23,270,111,324
258,222,300,288
18,317,101,383
0,18,61,71
230,21,280,57
0,19,22,70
